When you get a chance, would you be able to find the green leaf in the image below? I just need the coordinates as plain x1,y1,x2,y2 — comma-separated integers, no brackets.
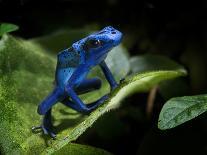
0,23,19,36
158,94,207,130
130,55,186,74
53,143,112,155
0,32,186,154
44,71,186,154
0,33,129,154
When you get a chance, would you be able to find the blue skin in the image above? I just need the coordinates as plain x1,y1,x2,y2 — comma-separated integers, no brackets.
32,26,123,138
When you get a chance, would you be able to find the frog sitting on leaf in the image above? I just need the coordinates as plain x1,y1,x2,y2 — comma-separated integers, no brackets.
32,26,123,138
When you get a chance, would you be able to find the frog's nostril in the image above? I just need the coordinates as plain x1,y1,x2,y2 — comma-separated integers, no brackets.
111,31,116,34
107,26,113,29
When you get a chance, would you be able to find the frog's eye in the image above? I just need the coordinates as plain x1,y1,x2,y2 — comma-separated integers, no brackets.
85,39,103,49
91,40,102,46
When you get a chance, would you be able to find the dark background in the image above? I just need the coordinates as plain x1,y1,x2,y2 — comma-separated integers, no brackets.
1,0,207,154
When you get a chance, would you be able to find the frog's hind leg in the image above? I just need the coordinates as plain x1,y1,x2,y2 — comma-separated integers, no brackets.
61,95,108,114
62,78,106,114
75,78,102,95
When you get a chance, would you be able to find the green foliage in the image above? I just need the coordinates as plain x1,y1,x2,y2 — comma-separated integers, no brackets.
53,143,112,155
0,28,187,154
158,94,207,130
0,23,19,36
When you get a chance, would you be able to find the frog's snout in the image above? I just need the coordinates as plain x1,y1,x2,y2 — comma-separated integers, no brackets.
112,30,123,46
103,26,123,46
105,26,123,46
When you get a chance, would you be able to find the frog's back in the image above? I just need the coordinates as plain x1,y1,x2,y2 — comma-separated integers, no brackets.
55,47,80,88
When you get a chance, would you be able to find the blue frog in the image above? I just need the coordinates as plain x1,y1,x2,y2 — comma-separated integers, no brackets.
32,26,123,138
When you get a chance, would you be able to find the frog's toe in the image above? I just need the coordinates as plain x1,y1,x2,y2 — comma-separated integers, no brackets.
120,78,125,84
32,125,56,139
42,126,56,139
41,125,56,139
32,126,42,133
49,132,57,139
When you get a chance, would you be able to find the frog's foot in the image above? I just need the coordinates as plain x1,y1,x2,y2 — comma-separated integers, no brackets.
32,125,56,139
32,109,56,139
111,83,118,91
120,78,125,84
110,78,124,91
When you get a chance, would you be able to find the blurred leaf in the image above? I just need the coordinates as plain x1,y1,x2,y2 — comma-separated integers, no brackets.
130,55,186,74
130,55,188,99
0,23,19,36
0,31,186,154
181,46,207,93
30,29,91,53
158,94,207,130
159,78,189,100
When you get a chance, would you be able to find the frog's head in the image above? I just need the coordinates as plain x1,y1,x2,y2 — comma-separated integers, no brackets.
72,26,123,65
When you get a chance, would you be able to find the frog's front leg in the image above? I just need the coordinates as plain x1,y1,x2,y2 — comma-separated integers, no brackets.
32,88,63,138
100,61,118,90
32,109,56,138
